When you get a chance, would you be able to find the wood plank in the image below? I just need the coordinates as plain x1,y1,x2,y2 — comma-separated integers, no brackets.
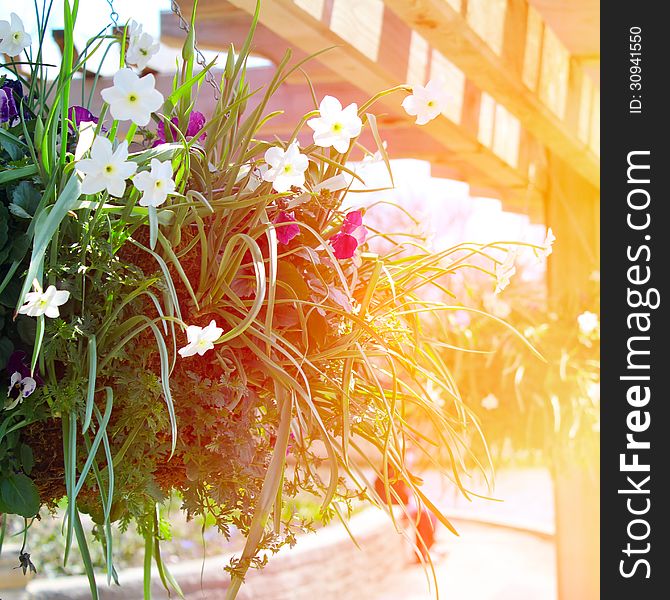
383,0,599,187
174,0,545,213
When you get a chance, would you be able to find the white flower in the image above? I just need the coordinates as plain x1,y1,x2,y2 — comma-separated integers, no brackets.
577,311,599,336
494,250,517,295
18,283,70,318
236,163,269,192
307,96,362,154
126,20,142,44
586,382,600,402
0,13,31,57
481,393,499,411
401,79,448,125
77,137,137,197
537,227,556,259
133,158,176,207
178,320,223,357
5,372,37,410
262,141,309,193
126,31,160,70
100,68,163,126
313,174,349,193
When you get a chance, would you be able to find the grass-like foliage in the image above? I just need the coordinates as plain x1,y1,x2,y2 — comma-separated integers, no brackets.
0,1,551,597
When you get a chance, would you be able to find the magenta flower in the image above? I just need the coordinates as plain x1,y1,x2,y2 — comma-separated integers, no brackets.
274,211,300,245
329,210,367,259
154,111,206,146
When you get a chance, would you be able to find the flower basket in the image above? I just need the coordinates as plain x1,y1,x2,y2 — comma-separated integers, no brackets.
0,2,552,597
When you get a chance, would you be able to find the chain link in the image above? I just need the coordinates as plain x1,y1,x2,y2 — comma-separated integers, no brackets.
170,0,220,99
106,0,120,28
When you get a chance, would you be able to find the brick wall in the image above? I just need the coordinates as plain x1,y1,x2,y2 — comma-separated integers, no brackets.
26,508,409,600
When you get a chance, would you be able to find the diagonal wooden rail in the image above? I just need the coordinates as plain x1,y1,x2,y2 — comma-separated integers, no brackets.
163,0,549,218
382,0,599,187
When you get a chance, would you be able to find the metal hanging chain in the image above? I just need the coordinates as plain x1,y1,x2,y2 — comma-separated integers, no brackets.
170,0,220,99
106,0,120,28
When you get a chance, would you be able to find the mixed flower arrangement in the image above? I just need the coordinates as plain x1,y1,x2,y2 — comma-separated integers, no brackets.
0,1,554,597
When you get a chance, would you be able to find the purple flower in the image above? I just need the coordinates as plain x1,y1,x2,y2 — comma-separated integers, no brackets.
274,211,300,245
0,80,20,124
153,111,206,146
6,350,43,385
4,351,42,410
68,105,99,129
0,89,10,123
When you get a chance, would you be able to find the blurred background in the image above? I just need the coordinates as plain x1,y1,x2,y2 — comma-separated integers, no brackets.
2,1,599,599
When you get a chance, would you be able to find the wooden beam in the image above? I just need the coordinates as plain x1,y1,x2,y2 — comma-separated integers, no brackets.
168,0,547,214
382,0,599,188
546,152,599,304
161,8,339,83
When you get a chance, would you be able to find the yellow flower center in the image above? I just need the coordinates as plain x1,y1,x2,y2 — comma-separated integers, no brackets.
332,122,343,133
128,93,138,103
283,165,293,174
155,180,163,188
105,164,114,174
13,32,21,41
427,100,435,108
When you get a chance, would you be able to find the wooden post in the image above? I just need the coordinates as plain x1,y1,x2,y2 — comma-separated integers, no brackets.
546,152,599,306
545,150,600,600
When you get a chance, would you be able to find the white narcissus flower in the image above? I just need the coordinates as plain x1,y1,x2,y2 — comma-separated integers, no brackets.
481,393,499,411
402,78,449,125
0,13,32,57
313,174,349,193
494,249,517,295
18,284,70,318
133,158,176,207
262,141,309,193
178,320,224,357
537,227,556,259
100,68,163,126
126,31,160,70
77,137,137,197
307,96,362,154
126,20,142,44
577,311,599,336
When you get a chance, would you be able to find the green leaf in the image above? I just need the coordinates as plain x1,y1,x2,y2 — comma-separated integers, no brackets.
15,174,81,314
9,181,41,219
0,336,13,371
10,233,31,262
0,163,38,185
0,473,40,517
20,444,34,475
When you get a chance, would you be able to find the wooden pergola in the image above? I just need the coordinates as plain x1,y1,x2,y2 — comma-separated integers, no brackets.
160,0,599,304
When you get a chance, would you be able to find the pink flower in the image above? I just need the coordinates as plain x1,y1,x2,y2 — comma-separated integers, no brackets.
154,111,206,146
274,211,300,245
330,210,367,259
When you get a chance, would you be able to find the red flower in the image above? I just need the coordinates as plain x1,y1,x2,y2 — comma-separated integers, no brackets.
274,211,300,245
330,210,367,259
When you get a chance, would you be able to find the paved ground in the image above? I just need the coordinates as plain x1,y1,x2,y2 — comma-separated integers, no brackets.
1,469,556,600
374,520,556,600
372,468,557,600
